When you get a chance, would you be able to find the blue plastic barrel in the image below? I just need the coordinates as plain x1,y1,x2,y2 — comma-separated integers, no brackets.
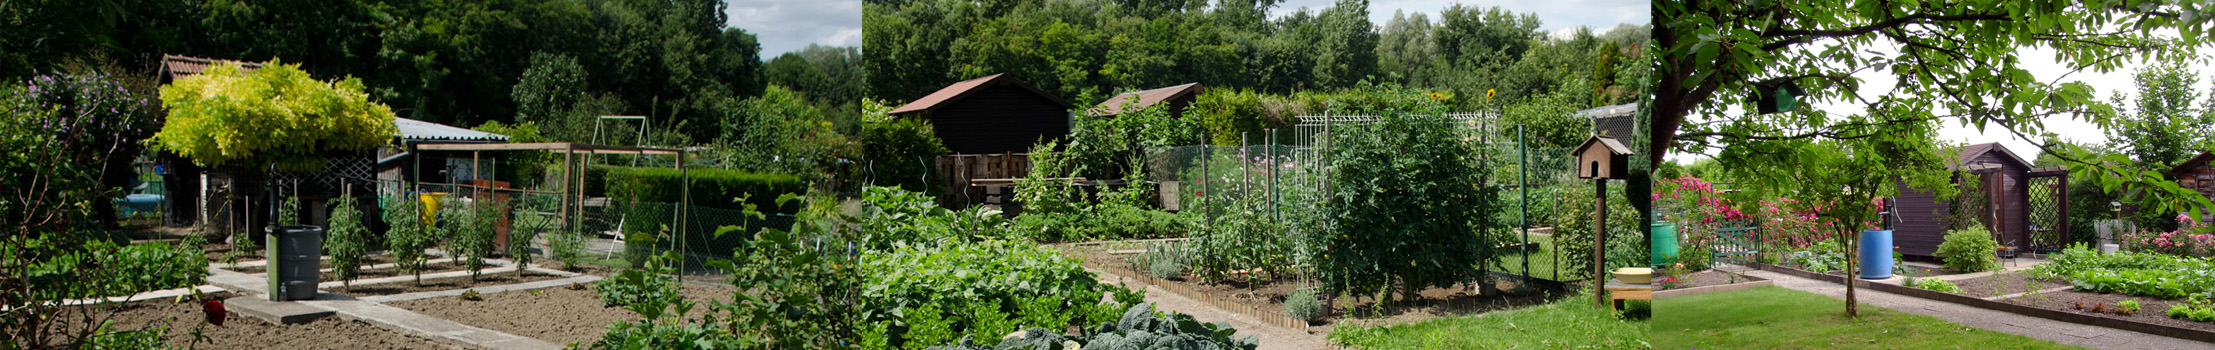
1859,229,1893,279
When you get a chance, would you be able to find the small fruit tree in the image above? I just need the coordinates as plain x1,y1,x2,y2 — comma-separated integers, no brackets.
149,60,397,238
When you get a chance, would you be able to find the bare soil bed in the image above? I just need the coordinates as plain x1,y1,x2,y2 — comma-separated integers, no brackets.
1661,269,1763,290
1995,288,2215,333
331,270,572,296
1949,272,2071,298
45,292,457,349
1067,245,1565,333
388,281,735,347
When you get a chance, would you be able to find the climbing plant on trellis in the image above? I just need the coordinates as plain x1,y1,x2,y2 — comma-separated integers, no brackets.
1946,173,1992,231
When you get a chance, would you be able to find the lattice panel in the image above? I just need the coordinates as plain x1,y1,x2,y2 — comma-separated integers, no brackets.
2027,176,2065,251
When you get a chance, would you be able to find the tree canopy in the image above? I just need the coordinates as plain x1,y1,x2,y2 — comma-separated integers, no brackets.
1654,0,2215,223
864,0,1648,117
152,62,398,171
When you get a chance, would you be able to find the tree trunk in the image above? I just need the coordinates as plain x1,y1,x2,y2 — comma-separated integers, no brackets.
1844,235,1859,317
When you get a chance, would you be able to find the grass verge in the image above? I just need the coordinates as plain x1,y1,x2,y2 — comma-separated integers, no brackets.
1328,291,1648,349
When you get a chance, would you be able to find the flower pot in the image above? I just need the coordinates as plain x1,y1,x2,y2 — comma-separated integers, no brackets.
1612,267,1652,284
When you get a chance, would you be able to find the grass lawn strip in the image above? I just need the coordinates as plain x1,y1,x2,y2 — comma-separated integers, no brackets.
1656,286,2083,349
1328,293,1647,350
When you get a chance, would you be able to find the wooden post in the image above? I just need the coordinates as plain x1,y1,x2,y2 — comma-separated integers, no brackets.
1594,178,1608,307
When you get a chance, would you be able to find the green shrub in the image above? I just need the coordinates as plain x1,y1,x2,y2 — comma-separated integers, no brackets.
1137,242,1186,280
859,240,1144,348
1315,85,1505,299
1910,278,1961,293
73,237,210,299
1284,288,1324,322
325,195,371,288
594,165,807,212
600,165,806,262
452,199,502,280
861,116,948,193
1556,183,1647,280
1937,224,2000,273
382,192,437,284
597,252,682,317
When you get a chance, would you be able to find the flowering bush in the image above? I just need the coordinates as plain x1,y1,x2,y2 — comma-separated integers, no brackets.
2126,213,2215,256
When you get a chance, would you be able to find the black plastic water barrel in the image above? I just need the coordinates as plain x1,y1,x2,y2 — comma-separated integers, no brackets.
268,225,323,301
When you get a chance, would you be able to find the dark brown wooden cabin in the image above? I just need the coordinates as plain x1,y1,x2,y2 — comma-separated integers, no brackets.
1888,143,2070,258
891,74,1076,154
2172,152,2215,216
1088,83,1204,118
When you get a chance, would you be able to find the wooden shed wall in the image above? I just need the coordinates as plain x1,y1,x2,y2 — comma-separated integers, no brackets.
1890,152,2032,258
2179,161,2215,219
926,85,1072,154
1890,183,1952,257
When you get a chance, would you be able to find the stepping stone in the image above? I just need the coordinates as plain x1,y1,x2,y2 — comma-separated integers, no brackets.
225,296,335,325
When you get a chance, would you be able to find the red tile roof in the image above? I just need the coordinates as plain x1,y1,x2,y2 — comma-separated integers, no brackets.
1088,82,1204,116
159,54,264,82
890,73,1073,115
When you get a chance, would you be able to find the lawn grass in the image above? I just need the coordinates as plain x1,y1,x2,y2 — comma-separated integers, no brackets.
1494,233,1564,281
1328,292,1648,349
1656,286,2083,349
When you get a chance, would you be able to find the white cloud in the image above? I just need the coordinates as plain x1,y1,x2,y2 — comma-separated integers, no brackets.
725,0,864,56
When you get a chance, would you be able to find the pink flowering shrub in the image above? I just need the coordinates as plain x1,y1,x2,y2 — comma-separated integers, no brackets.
2127,213,2214,256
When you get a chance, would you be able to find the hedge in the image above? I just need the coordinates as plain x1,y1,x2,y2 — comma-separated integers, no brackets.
591,165,806,262
592,165,806,213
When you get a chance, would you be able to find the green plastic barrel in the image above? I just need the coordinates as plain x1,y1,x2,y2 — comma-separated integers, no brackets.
1651,222,1678,266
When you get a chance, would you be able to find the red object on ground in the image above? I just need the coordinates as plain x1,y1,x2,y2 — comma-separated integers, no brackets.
203,299,226,326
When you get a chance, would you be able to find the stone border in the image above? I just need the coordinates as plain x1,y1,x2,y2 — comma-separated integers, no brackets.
1751,262,2215,344
1654,278,1772,298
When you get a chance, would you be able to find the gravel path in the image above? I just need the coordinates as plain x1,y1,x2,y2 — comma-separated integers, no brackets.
1089,268,1333,350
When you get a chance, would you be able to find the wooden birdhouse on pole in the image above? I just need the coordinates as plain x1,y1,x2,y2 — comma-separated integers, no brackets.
1573,135,1632,306
1574,135,1631,180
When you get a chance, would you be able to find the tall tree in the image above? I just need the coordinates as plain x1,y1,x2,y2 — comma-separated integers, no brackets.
1654,0,2215,316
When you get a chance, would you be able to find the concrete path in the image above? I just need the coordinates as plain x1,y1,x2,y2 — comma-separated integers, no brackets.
1739,267,2210,350
301,297,561,350
1088,268,1333,350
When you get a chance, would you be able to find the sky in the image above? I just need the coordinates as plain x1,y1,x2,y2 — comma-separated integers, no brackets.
725,0,865,56
1272,0,1649,36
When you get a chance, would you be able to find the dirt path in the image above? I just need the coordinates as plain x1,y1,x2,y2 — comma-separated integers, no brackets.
1089,268,1334,350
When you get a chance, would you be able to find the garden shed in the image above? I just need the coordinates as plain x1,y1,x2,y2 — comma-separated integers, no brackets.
153,54,516,234
891,73,1076,154
2169,151,2215,217
1088,82,1204,117
1887,142,2070,258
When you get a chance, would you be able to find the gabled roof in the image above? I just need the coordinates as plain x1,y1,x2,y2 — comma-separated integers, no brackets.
2173,151,2215,178
159,54,264,82
396,117,507,142
1575,135,1632,155
890,73,1074,115
1088,83,1204,116
1949,142,2032,171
